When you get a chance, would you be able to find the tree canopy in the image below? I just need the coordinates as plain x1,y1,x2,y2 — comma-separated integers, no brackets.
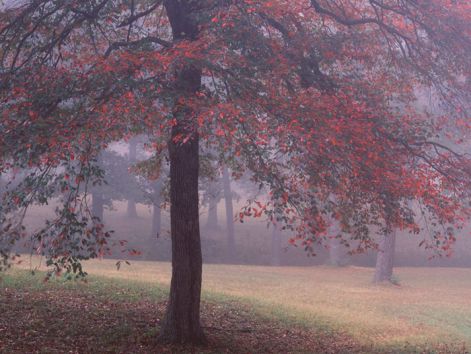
0,0,470,344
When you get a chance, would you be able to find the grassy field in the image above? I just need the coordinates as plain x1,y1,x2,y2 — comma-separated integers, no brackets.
5,257,471,353
1,267,361,354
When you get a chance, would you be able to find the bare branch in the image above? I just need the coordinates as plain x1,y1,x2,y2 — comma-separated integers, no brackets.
104,35,171,58
117,0,163,28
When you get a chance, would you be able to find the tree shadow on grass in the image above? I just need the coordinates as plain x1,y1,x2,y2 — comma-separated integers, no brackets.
0,284,370,354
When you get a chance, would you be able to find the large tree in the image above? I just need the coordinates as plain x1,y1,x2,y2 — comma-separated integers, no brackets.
1,0,471,345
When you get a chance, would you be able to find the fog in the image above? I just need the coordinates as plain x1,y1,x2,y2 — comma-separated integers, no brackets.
9,138,471,270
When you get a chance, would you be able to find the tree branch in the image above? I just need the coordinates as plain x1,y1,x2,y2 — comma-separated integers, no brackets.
104,36,171,58
117,0,163,27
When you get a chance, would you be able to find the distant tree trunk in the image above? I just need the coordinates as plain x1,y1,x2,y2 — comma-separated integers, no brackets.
159,1,205,344
127,138,138,218
205,196,219,229
329,237,342,266
92,154,104,223
152,180,163,237
152,203,161,236
271,225,281,266
328,220,342,266
146,180,163,261
92,189,104,223
373,229,397,283
222,165,236,262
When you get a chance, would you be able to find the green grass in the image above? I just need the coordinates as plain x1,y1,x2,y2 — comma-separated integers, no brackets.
1,268,360,353
6,257,471,353
2,267,168,302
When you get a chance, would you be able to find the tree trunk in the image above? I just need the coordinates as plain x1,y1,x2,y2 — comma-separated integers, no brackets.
205,196,219,229
222,165,236,262
91,153,104,223
126,199,137,218
152,180,162,237
373,229,397,283
127,138,138,218
271,224,281,266
329,237,343,267
160,113,204,344
328,220,342,266
329,236,342,266
159,0,205,344
91,189,104,223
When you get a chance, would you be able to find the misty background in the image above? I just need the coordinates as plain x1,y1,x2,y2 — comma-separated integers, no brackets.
5,134,471,269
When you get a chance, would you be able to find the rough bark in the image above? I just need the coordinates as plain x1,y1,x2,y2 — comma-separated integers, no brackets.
159,0,205,344
160,109,204,344
373,229,397,283
222,165,236,262
127,138,138,218
271,225,281,266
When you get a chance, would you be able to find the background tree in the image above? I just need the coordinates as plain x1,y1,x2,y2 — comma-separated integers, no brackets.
271,224,282,267
91,148,144,223
222,165,236,262
134,154,169,240
201,166,222,230
373,228,397,283
126,137,139,218
327,219,347,267
91,183,104,224
150,178,164,238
